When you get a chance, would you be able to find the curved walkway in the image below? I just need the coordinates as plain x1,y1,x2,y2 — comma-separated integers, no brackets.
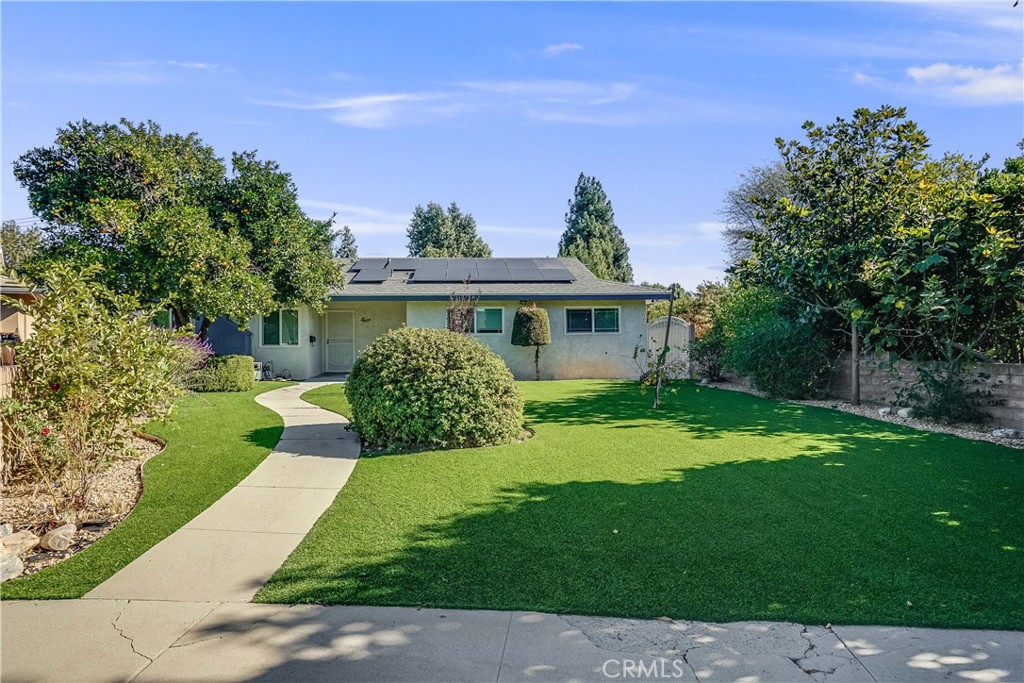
3,381,1022,682
84,381,360,603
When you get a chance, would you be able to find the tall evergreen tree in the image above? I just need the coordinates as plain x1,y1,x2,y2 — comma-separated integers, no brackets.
407,202,491,258
558,173,633,282
335,225,358,260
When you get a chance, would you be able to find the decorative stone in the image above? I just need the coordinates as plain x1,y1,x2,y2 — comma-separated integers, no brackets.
897,408,914,418
39,523,76,552
0,530,39,557
0,551,24,582
878,407,892,417
0,523,12,538
992,428,1023,439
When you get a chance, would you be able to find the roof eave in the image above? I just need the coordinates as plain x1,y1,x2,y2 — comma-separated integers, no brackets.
329,291,670,302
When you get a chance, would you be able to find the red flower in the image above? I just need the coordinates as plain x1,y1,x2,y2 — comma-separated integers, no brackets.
40,427,50,437
50,383,61,391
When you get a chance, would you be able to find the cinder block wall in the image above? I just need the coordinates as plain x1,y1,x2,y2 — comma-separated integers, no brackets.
829,353,1024,430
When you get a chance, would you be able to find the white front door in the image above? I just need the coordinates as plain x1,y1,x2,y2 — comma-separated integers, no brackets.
326,311,355,372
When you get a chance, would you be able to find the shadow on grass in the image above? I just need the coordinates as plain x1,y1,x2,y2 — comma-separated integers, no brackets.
525,380,929,443
262,446,1023,630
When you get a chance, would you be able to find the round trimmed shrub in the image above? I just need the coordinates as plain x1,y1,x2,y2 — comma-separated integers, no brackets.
345,327,524,450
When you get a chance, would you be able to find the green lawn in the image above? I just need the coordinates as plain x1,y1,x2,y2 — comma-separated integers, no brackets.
2,383,292,599
258,380,1023,630
301,382,352,421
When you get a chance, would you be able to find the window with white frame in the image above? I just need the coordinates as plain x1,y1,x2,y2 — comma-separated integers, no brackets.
446,307,504,334
262,309,299,346
566,307,620,333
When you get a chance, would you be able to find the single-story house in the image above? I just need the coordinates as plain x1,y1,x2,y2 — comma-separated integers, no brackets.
210,257,671,381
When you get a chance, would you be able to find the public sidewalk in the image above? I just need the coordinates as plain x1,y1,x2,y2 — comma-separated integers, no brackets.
3,601,1022,682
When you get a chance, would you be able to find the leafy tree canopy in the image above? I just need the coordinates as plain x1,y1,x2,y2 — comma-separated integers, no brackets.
13,119,342,334
407,202,491,258
335,225,358,260
559,173,633,282
1,220,42,274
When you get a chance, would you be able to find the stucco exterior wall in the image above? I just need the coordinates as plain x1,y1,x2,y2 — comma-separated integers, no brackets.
249,307,315,380
0,293,36,341
406,299,647,380
346,302,407,356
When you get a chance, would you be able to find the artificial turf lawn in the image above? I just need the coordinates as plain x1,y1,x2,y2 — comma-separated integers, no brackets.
256,380,1024,630
301,382,352,421
1,383,292,599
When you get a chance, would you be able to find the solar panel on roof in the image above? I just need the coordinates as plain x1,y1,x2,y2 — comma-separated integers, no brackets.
533,259,565,269
541,270,575,282
386,258,420,270
507,270,546,282
476,269,511,282
352,258,388,270
351,268,390,283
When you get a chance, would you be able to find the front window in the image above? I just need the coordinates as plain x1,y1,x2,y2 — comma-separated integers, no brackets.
446,307,503,334
474,307,503,334
566,307,619,333
263,309,299,346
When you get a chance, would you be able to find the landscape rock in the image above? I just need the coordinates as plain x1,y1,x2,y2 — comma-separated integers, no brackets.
0,551,24,582
897,407,914,418
0,523,12,538
878,407,892,417
39,523,77,552
1,530,39,557
992,428,1023,439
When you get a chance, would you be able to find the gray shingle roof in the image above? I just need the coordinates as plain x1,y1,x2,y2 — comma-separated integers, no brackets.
330,257,670,301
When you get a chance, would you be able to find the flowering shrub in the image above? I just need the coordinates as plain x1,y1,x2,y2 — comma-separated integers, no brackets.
0,263,191,520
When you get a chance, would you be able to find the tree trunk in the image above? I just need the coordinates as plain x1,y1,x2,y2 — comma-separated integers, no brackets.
198,315,212,341
850,318,861,406
534,345,541,381
172,308,190,329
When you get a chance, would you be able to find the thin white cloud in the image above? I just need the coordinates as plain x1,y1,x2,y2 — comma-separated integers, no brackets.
907,61,1023,104
96,59,233,73
853,60,1023,105
260,92,448,128
460,79,635,105
542,42,585,58
299,199,408,234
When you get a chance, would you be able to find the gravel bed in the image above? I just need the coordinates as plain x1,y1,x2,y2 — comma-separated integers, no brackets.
1,434,164,576
705,380,1023,450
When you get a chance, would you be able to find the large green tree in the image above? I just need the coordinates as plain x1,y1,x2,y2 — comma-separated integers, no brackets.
719,162,789,265
736,107,1024,403
559,173,632,282
335,225,358,260
1,220,42,273
13,119,341,336
407,202,491,258
736,106,933,404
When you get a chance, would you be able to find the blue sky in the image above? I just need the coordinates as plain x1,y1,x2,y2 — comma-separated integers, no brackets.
2,2,1022,288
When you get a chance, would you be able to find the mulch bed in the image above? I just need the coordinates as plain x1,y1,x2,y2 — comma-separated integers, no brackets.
0,435,164,576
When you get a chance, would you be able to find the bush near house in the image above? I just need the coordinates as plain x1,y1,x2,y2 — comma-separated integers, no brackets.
0,263,191,519
191,355,256,392
346,327,524,450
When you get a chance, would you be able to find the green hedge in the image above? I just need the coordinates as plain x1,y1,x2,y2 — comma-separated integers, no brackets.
192,355,255,392
346,327,524,450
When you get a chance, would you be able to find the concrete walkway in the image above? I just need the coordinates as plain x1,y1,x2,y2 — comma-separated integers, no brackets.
83,381,359,603
3,381,1022,682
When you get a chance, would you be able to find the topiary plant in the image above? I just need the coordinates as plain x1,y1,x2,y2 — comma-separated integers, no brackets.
511,305,551,381
345,327,524,450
